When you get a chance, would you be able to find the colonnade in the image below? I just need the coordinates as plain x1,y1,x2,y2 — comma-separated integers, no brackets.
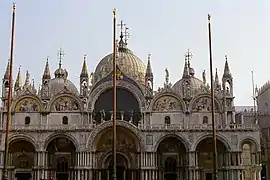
0,148,262,180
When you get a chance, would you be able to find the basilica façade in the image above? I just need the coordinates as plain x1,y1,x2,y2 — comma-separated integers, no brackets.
0,32,261,180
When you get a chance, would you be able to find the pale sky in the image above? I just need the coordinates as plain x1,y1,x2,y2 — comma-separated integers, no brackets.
0,0,269,106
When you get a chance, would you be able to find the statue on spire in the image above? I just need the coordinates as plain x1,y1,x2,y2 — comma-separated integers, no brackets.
165,68,169,85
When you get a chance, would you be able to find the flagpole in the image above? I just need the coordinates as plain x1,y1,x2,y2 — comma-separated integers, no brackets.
208,14,218,180
112,8,117,180
3,3,16,180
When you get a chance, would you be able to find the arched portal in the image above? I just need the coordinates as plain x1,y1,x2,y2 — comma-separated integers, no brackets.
46,137,76,180
94,88,141,125
240,140,259,180
157,137,187,180
196,138,228,180
93,126,140,180
9,140,36,180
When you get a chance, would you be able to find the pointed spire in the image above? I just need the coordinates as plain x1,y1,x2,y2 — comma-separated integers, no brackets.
80,54,89,78
145,54,153,78
15,65,22,90
182,57,190,78
4,59,10,79
223,55,232,78
32,79,37,93
24,71,30,88
215,68,220,84
43,57,51,79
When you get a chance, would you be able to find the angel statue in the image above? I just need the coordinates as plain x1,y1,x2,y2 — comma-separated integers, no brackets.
165,68,169,85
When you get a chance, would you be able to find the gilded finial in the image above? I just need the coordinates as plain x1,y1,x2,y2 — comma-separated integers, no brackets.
208,14,211,22
13,3,16,10
148,54,151,61
113,8,116,17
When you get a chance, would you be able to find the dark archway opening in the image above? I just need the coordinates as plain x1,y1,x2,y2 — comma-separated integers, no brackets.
46,137,76,180
107,154,127,180
94,88,141,125
157,137,187,180
196,138,228,180
9,140,36,180
15,173,32,180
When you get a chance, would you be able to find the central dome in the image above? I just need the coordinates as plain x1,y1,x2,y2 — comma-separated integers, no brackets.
94,41,146,86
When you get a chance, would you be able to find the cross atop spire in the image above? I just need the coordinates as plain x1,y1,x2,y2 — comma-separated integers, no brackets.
58,48,65,67
185,49,193,62
118,21,126,35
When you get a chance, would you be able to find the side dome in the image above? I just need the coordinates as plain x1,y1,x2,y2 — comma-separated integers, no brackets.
172,58,206,96
93,40,146,86
49,65,79,96
172,76,205,96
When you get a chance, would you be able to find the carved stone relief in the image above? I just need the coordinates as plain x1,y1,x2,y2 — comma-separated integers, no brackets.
152,95,182,111
51,96,80,112
15,97,40,112
191,97,219,112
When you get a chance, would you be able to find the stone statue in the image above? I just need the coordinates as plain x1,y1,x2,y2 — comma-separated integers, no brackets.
92,109,96,122
82,82,88,96
129,109,134,123
90,72,94,86
165,68,169,85
202,70,206,84
100,109,106,121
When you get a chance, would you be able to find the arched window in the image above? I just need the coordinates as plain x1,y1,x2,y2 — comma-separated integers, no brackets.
62,116,68,125
203,116,208,124
25,116,31,125
4,81,9,88
165,116,171,125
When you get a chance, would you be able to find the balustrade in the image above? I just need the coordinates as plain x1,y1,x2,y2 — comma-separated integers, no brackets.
0,121,259,131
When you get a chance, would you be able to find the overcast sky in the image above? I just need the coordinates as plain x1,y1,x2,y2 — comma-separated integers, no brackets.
0,0,269,105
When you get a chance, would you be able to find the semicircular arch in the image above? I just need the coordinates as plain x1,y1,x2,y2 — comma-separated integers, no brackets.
188,94,222,112
49,94,83,112
87,120,145,151
154,134,190,152
238,136,260,151
8,133,38,151
191,133,232,151
44,133,79,150
150,92,186,112
89,81,145,111
100,151,133,169
12,95,42,112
